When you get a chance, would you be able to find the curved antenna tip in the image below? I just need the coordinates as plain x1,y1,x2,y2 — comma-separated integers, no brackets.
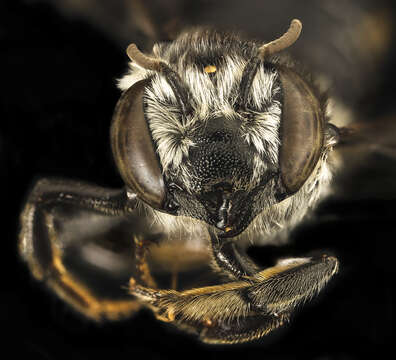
126,43,138,61
126,43,162,71
258,19,303,59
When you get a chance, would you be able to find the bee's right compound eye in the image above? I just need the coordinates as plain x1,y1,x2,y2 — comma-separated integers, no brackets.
111,79,167,211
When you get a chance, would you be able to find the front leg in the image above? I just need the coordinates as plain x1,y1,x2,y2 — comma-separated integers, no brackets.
19,177,151,321
209,228,259,279
128,222,339,344
130,254,339,344
129,228,339,344
210,231,340,315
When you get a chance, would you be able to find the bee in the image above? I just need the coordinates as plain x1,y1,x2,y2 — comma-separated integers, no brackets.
19,19,342,344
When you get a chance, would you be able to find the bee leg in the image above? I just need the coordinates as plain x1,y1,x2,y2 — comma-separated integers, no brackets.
209,229,259,279
132,235,157,288
244,255,339,315
211,241,259,278
210,228,339,315
129,255,339,344
19,178,143,321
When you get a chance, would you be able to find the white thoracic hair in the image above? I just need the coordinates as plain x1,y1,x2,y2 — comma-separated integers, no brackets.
117,28,338,247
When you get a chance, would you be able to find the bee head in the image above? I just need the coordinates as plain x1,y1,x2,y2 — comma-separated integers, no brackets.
111,20,331,238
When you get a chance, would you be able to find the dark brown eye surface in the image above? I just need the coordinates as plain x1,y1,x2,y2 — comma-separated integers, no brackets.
111,79,166,210
278,68,325,195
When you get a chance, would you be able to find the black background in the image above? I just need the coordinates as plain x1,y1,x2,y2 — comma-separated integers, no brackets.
1,1,396,359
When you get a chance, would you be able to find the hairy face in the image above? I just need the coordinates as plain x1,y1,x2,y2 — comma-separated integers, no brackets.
118,28,335,241
144,31,283,237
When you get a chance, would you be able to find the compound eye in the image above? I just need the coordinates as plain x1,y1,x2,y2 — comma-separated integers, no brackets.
278,69,325,195
111,79,166,210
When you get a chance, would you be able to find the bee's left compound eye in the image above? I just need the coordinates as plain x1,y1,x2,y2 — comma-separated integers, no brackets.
278,69,325,196
111,79,167,210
